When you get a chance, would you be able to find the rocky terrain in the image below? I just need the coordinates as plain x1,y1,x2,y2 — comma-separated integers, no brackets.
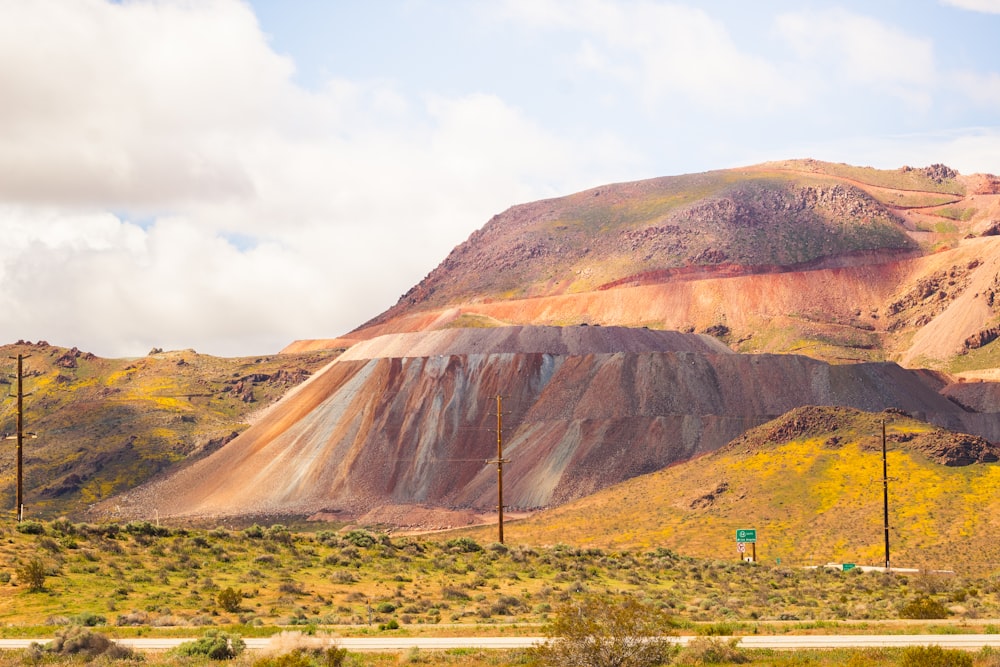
297,160,1000,375
102,326,1000,526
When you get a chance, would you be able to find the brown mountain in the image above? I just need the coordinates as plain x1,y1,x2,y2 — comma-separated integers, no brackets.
93,160,1000,527
291,160,1000,371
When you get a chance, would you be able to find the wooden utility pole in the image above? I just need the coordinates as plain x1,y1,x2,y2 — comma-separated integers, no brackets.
882,419,890,571
487,395,510,544
7,354,28,522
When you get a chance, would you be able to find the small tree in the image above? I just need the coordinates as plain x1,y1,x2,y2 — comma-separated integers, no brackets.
16,557,47,592
535,594,678,667
218,586,243,613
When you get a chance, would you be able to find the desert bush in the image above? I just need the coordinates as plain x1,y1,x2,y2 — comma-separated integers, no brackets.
343,529,376,548
218,586,243,613
16,557,47,592
175,629,246,660
267,525,292,544
70,611,106,627
125,520,170,537
253,646,348,667
243,524,266,539
676,636,749,664
445,537,482,553
43,625,137,660
535,593,677,667
15,520,45,535
441,585,470,600
330,570,356,584
899,645,972,667
900,597,949,619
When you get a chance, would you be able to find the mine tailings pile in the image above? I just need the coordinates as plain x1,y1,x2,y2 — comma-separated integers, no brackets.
111,325,1000,524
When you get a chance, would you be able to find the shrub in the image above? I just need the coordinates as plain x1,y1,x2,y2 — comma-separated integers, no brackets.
253,647,348,667
445,537,482,553
900,597,949,619
343,529,376,548
677,636,749,664
218,587,243,613
175,630,246,660
900,645,973,667
16,557,47,592
243,524,265,539
70,611,106,627
125,520,170,537
267,525,292,544
535,593,677,667
16,520,45,535
44,625,136,660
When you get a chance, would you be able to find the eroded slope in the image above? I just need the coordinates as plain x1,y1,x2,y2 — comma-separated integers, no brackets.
107,326,999,525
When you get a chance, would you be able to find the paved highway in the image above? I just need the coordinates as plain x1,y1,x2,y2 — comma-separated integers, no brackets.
5,634,1000,652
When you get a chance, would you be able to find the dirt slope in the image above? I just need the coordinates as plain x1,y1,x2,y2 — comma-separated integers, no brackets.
104,326,999,525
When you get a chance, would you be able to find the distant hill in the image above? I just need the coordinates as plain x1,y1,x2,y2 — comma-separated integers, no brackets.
471,406,1000,575
289,160,1000,372
0,342,340,518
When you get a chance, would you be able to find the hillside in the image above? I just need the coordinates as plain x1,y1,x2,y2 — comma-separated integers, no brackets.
464,407,1000,575
287,160,1000,372
101,326,1000,527
0,342,341,518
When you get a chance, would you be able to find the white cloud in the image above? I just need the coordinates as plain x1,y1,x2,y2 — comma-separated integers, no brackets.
0,0,638,357
0,0,291,209
941,0,1000,13
496,0,794,111
775,8,936,109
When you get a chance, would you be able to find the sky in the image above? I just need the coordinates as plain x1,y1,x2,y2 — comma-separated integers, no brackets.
1,0,999,358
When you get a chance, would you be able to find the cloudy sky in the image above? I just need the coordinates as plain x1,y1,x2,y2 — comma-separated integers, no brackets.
1,0,999,358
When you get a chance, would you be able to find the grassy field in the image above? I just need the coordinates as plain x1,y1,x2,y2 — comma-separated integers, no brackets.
4,517,1000,630
4,518,1000,665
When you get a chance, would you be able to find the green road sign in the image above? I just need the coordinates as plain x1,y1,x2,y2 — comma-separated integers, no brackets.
736,529,757,543
843,563,856,572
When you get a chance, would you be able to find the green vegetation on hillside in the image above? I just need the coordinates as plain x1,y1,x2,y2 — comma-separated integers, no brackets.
759,160,967,196
0,342,341,519
471,408,1000,575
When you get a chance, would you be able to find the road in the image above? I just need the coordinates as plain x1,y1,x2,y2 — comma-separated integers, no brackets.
5,634,1000,652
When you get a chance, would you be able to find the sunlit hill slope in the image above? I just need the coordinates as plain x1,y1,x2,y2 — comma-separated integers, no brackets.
472,406,1000,575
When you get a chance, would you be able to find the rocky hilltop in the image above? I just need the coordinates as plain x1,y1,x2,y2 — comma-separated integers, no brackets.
290,160,1000,373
